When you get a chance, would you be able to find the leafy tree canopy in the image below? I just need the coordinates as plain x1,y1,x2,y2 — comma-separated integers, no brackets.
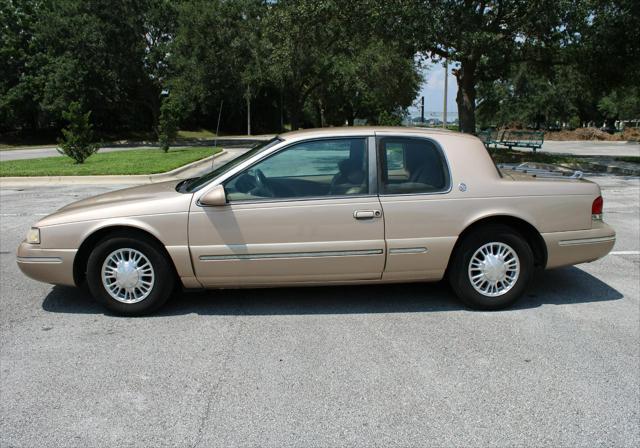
0,0,637,137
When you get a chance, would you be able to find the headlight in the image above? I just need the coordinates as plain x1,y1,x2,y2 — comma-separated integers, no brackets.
26,228,40,244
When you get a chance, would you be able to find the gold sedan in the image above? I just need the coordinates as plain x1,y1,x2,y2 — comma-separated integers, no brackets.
17,127,615,315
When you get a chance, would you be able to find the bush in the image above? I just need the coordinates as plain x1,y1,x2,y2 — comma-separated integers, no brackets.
157,98,180,152
376,110,404,126
57,102,99,164
568,116,581,130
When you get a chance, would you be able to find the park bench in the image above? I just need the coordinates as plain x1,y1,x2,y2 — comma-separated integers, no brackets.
478,129,545,153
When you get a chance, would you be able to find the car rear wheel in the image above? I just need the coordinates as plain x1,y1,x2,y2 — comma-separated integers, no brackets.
86,236,175,316
448,225,534,310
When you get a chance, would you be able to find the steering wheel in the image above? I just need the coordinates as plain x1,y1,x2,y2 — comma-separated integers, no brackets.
329,171,346,195
253,169,274,197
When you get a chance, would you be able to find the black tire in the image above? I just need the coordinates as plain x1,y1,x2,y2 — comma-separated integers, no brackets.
448,225,534,310
86,235,176,316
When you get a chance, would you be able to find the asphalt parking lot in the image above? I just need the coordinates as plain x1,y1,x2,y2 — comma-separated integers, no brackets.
1,174,638,447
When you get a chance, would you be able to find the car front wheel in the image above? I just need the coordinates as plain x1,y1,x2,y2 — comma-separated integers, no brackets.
448,225,534,310
86,235,175,316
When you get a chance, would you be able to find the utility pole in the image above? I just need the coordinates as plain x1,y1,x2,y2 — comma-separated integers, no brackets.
443,58,448,129
213,99,223,169
420,96,425,124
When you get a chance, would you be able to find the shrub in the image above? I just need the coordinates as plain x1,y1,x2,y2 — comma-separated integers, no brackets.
568,116,581,130
57,102,99,164
157,98,180,152
377,110,404,126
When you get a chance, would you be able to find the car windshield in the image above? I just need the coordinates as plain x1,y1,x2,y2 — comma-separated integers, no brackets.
181,137,282,192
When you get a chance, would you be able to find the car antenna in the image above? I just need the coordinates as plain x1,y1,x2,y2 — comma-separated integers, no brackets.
213,99,223,169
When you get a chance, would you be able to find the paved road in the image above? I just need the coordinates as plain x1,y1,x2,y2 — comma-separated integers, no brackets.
2,137,638,162
0,137,272,162
542,140,640,157
0,175,638,447
181,147,252,179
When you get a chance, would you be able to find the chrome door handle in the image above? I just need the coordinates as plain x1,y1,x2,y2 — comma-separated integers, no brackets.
353,209,382,219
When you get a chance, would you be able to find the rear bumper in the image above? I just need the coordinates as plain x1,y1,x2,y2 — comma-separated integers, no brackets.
16,242,77,286
542,222,616,269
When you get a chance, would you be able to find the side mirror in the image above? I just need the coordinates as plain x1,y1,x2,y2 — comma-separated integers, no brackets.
198,185,227,206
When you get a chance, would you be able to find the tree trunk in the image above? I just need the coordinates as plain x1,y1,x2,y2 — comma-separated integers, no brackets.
289,105,301,130
318,98,325,127
454,60,477,134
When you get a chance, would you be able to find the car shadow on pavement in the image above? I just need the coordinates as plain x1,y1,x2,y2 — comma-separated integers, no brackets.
42,265,623,316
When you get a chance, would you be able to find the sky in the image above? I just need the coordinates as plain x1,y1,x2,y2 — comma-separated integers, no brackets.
408,61,459,120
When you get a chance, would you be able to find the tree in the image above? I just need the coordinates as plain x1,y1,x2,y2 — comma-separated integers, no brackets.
140,0,180,130
164,0,267,133
262,0,421,129
29,0,157,132
572,0,640,125
399,0,577,133
318,39,422,126
598,88,640,122
476,63,589,129
574,0,640,93
0,0,40,132
262,0,344,129
474,0,640,129
57,102,99,163
157,97,180,152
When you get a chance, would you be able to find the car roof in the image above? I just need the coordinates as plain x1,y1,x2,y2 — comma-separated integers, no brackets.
279,126,473,141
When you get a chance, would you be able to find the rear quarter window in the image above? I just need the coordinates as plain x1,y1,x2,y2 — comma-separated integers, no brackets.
379,137,450,195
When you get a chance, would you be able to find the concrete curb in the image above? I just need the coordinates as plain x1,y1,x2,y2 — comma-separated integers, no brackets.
571,160,640,177
543,140,638,145
0,150,226,187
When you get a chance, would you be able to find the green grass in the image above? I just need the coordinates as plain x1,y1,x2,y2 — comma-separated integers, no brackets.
0,146,221,177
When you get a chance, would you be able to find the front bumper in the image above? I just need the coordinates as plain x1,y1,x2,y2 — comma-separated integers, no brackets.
542,221,616,269
16,242,77,286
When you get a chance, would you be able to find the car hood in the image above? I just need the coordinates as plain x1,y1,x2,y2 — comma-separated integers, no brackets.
35,180,194,227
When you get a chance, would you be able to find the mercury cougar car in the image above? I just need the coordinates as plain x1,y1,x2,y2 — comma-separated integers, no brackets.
17,127,616,315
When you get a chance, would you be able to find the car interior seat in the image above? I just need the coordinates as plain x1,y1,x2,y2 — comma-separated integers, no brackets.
329,140,366,194
405,142,445,189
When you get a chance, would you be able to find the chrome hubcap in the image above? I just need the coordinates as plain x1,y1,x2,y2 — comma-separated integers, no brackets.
101,248,154,304
468,242,520,297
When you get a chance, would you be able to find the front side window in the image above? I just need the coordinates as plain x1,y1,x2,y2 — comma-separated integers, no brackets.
379,137,449,194
224,138,368,201
184,138,282,192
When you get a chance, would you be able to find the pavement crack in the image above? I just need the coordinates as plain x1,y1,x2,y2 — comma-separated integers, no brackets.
190,300,247,448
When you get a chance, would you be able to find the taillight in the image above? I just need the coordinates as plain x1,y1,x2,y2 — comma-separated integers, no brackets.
592,196,603,220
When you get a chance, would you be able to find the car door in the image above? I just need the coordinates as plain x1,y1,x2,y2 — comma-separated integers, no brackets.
188,136,385,286
376,133,457,282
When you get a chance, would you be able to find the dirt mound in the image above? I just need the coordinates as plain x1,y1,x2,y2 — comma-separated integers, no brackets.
545,127,621,141
622,127,640,142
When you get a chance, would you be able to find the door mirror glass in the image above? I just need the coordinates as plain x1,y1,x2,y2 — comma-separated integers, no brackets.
199,185,227,206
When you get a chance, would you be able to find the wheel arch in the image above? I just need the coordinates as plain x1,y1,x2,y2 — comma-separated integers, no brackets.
449,214,548,270
73,224,178,287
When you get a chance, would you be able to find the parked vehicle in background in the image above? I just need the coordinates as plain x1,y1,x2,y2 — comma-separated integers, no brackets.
17,127,615,315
